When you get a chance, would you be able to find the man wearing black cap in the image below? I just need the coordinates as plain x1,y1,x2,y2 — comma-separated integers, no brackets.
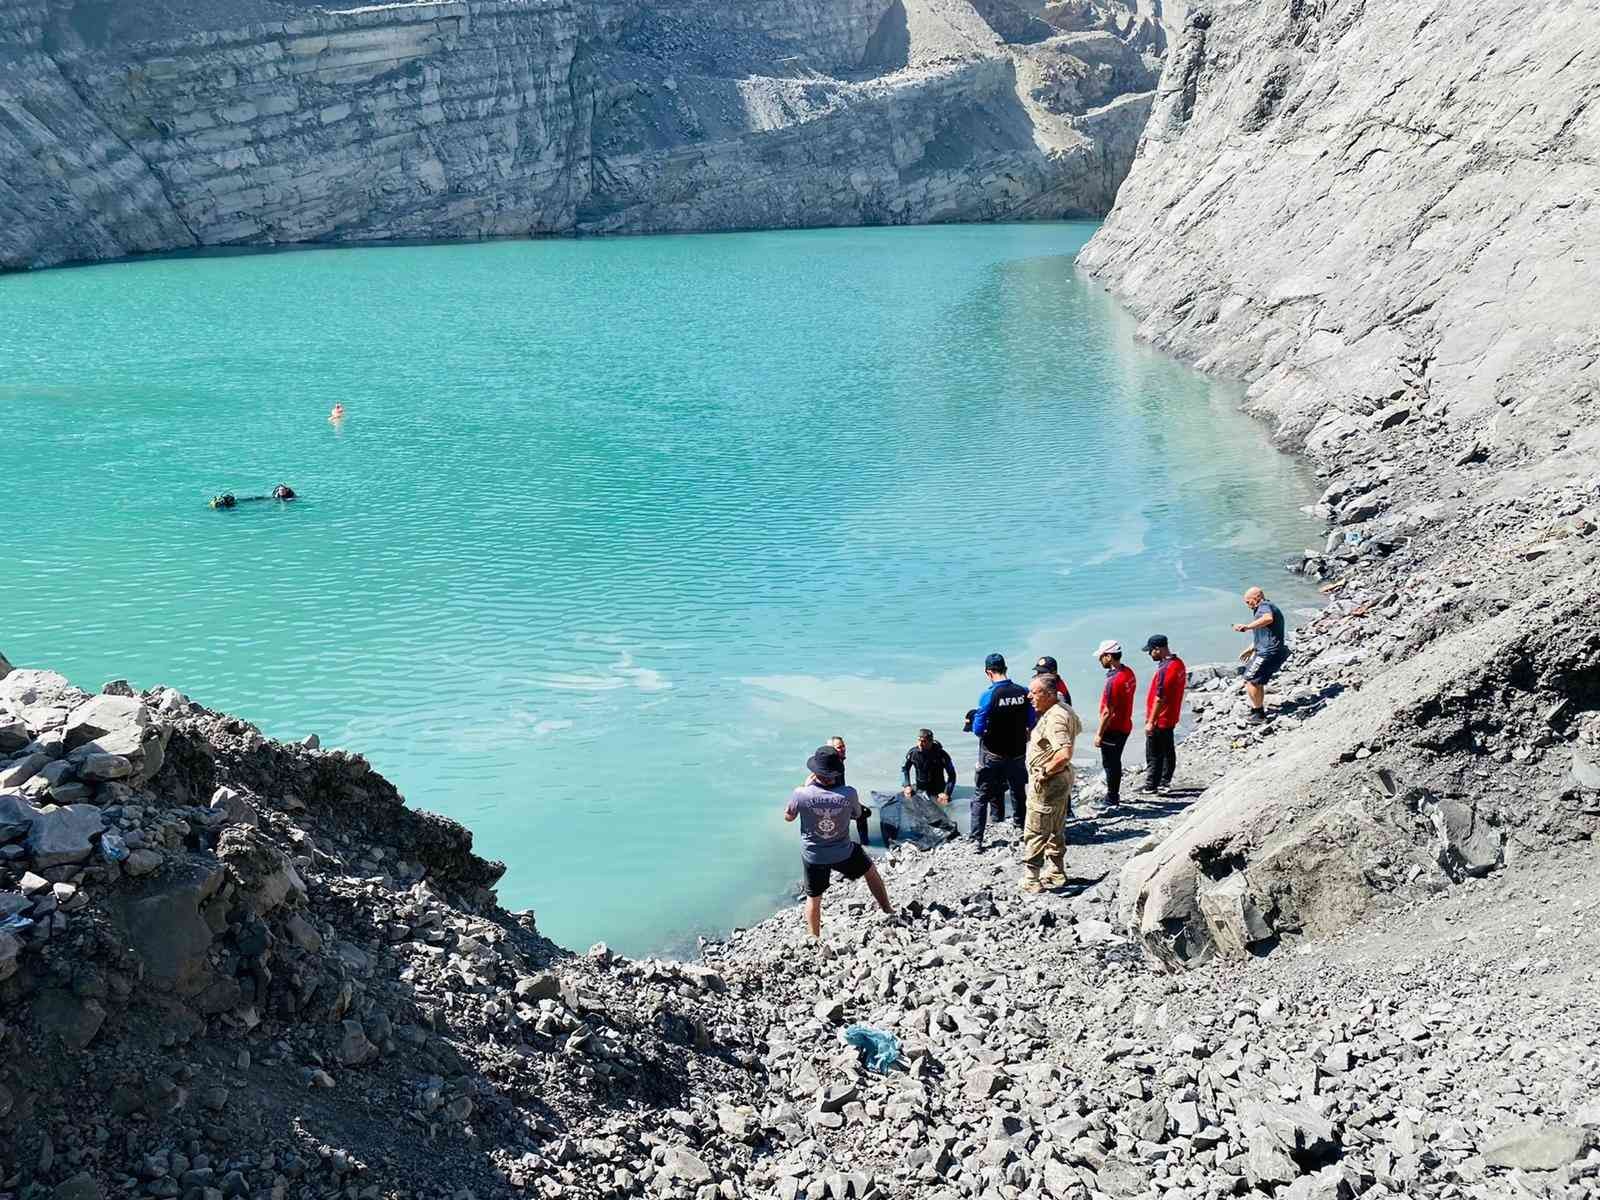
1140,636,1186,795
968,653,1035,848
1032,656,1073,706
785,744,892,937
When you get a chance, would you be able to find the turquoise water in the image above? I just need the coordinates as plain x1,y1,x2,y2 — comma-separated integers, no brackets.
1,223,1320,954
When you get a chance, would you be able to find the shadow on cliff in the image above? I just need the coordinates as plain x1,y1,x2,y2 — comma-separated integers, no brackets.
862,0,910,72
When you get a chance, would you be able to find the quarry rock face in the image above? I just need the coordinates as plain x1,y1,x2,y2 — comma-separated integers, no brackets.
1079,0,1600,969
0,0,1164,270
1079,0,1599,468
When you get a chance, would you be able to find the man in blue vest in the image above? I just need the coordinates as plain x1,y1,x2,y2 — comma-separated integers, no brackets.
968,653,1035,849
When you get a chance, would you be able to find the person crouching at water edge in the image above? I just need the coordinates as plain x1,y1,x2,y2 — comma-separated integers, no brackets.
785,744,892,937
901,727,956,807
1022,674,1081,894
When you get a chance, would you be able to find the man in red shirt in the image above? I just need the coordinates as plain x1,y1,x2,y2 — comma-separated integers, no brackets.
1140,635,1186,796
1093,640,1137,810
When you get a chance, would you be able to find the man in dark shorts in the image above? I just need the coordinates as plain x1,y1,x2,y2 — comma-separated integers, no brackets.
785,744,892,937
1234,586,1289,723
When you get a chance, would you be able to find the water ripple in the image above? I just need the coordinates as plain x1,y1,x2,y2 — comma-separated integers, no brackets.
0,224,1323,955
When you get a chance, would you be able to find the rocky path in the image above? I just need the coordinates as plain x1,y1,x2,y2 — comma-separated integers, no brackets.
6,653,1597,1200
695,809,1600,1200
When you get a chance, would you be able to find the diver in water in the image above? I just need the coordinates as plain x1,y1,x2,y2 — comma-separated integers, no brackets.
209,485,296,509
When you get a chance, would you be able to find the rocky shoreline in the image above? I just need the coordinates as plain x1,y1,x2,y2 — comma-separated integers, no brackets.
2,651,1597,1200
5,0,1600,1195
3,297,1600,1197
1073,0,1600,975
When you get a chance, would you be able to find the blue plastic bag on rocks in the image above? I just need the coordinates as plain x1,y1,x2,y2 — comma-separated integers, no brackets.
844,1025,902,1073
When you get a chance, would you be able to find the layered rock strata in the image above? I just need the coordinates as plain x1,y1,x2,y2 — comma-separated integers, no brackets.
0,0,1163,269
1078,0,1600,967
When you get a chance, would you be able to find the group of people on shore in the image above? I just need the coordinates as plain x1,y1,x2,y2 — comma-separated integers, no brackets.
784,588,1290,930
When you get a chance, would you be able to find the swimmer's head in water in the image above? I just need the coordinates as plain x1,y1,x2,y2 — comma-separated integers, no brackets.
329,404,345,420
209,493,237,509
273,483,296,500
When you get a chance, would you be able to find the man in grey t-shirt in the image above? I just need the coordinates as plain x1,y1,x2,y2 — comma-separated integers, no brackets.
785,744,893,937
1233,586,1290,723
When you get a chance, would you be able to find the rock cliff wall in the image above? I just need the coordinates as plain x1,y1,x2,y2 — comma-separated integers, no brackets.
1079,0,1598,458
1078,0,1600,968
0,0,1163,269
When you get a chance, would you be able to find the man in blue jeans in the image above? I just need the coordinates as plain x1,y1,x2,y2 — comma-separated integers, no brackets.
967,653,1035,848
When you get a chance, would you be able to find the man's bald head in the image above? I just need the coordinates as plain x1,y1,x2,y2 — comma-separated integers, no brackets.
1244,586,1265,607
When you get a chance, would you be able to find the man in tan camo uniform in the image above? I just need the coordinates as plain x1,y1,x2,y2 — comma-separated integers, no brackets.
1021,673,1082,894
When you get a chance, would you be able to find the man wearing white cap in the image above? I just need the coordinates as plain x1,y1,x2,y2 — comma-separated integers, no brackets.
1094,640,1137,810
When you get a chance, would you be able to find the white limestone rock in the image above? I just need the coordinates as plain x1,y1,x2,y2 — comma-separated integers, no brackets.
1,0,1162,270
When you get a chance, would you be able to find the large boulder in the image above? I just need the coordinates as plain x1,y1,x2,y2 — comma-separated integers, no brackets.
216,825,304,915
1429,797,1504,880
110,859,225,994
337,1019,377,1066
0,670,88,730
0,716,27,753
0,754,47,790
32,988,108,1052
25,804,105,869
0,668,71,708
63,693,150,751
1195,873,1273,956
1117,572,1600,968
1482,1124,1592,1171
61,694,169,784
0,793,32,843
1240,1101,1342,1188
66,724,147,760
75,754,135,782
52,1174,100,1200
209,786,259,829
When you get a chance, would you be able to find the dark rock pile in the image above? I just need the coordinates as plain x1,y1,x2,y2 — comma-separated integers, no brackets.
0,665,765,1200
4,652,1598,1200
